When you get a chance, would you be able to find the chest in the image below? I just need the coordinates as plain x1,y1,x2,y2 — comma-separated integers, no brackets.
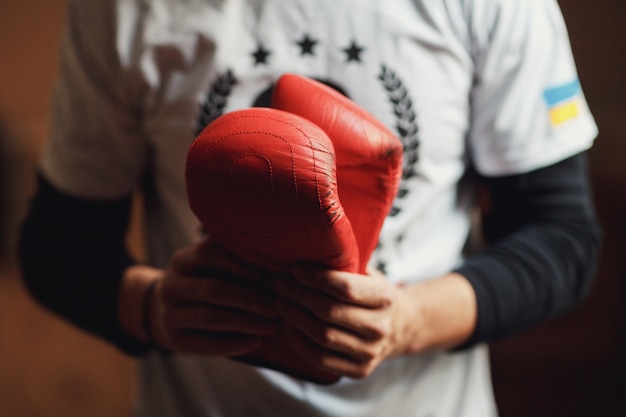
134,0,475,205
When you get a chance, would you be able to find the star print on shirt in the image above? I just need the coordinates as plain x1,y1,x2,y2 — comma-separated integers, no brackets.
296,34,318,56
343,40,365,63
375,260,388,275
251,44,271,65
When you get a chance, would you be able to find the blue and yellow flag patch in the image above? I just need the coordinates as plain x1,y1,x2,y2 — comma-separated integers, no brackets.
543,79,582,127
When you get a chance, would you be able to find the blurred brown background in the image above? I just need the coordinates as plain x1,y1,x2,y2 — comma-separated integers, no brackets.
0,1,624,416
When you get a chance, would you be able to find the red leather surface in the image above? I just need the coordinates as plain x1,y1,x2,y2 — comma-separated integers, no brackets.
272,74,403,274
186,108,359,273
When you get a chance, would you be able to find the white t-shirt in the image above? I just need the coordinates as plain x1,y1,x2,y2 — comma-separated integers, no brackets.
41,0,597,416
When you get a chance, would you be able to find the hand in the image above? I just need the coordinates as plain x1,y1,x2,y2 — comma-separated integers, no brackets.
275,267,478,379
275,266,419,379
147,239,278,356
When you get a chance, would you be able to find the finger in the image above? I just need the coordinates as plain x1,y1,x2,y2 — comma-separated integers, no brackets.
172,331,264,357
172,240,263,281
162,276,277,317
165,305,277,336
278,298,378,362
285,327,377,380
278,279,389,339
291,267,393,309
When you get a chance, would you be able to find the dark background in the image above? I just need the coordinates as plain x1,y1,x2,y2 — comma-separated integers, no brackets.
0,1,624,416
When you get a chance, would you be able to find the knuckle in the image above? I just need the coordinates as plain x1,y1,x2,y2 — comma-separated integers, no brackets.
350,365,373,380
359,346,379,362
323,304,342,321
319,328,337,346
316,299,338,321
338,279,358,300
318,356,337,371
367,318,391,340
362,362,378,378
379,289,394,308
355,359,379,379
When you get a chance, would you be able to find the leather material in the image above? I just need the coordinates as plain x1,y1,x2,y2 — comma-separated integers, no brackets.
185,74,402,383
186,108,360,273
272,74,403,273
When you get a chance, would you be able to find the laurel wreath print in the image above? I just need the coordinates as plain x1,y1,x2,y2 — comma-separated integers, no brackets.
196,69,239,135
378,64,420,217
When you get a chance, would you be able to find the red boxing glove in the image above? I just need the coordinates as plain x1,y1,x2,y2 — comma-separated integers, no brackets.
186,107,360,273
272,74,403,273
185,74,402,383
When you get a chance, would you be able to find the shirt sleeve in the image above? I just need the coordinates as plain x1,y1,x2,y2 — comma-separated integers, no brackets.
19,173,151,356
41,0,147,199
467,0,598,176
453,152,602,348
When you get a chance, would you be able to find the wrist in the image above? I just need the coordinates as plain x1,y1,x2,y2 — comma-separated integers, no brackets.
400,273,477,354
141,277,161,345
118,264,165,344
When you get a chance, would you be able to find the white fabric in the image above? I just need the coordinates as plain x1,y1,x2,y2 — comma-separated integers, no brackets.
41,0,597,416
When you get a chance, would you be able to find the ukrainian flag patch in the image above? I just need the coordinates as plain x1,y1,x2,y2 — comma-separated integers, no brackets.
543,79,582,127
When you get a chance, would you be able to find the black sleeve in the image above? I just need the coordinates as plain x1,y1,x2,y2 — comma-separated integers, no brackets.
454,152,602,348
18,173,151,355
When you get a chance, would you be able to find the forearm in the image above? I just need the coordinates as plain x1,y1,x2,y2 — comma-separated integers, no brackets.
118,264,164,344
454,213,600,347
399,153,601,355
454,152,601,347
18,173,151,355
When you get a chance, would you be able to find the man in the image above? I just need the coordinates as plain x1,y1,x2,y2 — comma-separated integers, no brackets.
20,0,600,415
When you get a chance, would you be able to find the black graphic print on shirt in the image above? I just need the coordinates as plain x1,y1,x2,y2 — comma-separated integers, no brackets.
195,35,422,273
